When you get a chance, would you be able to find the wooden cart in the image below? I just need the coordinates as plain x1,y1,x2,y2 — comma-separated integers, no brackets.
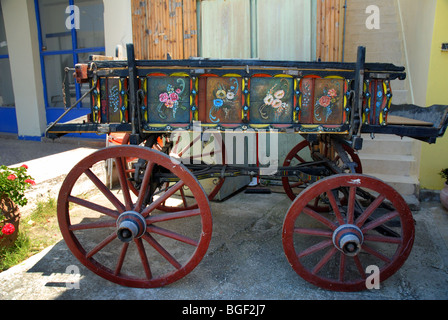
46,45,448,291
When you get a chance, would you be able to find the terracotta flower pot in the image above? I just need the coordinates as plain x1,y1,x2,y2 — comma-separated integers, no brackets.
441,183,448,211
0,195,21,248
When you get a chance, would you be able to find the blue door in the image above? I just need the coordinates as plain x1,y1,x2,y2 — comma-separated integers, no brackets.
34,0,105,123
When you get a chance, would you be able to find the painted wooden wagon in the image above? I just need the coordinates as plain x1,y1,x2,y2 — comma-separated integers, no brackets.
46,44,448,291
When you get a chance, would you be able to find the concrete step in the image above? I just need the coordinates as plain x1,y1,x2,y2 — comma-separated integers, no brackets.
390,89,409,104
363,172,419,199
358,153,417,176
357,134,419,197
361,135,415,155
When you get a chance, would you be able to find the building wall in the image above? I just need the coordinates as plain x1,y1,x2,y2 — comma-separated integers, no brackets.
397,0,436,107
419,0,448,190
343,0,409,104
103,0,133,59
2,0,46,139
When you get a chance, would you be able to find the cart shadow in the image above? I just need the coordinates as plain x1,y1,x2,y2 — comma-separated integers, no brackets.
21,199,448,299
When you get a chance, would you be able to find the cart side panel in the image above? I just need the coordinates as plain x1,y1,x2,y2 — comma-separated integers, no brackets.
202,76,244,124
88,72,352,131
249,76,294,124
146,75,191,124
312,78,347,125
362,79,392,126
91,76,129,124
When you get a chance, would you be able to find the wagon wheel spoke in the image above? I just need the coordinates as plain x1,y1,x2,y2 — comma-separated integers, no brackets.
69,219,116,231
293,154,306,163
282,140,362,209
179,188,188,208
362,210,400,232
353,255,366,278
362,243,392,263
134,161,155,212
298,239,333,259
135,238,152,279
120,133,226,213
326,190,345,225
156,133,226,212
58,146,212,288
282,173,414,292
147,225,199,246
294,228,333,238
68,196,119,219
114,242,129,276
141,180,185,217
84,168,125,213
115,157,133,211
312,247,338,275
146,208,201,224
355,194,386,227
302,207,338,230
142,233,183,270
363,234,402,244
347,186,356,224
86,232,117,259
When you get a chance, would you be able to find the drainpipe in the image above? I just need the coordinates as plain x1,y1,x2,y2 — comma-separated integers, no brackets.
342,0,347,62
250,0,258,58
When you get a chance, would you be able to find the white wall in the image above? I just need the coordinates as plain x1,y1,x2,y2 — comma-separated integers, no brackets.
2,0,46,138
397,0,437,106
103,0,133,59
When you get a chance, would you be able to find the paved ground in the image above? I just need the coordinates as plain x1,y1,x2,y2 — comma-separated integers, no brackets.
1,136,448,302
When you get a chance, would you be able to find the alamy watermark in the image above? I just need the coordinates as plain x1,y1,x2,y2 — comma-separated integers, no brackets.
65,5,80,30
65,265,81,289
365,5,380,30
167,121,279,175
365,265,380,289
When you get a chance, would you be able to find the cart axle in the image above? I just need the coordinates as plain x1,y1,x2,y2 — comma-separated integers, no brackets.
116,211,147,243
332,224,364,257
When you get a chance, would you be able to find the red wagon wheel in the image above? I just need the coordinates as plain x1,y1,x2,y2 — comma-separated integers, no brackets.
115,132,226,212
58,145,213,288
281,139,362,211
282,173,415,292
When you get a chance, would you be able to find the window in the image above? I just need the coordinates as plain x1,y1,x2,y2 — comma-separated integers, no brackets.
0,2,15,107
35,0,105,109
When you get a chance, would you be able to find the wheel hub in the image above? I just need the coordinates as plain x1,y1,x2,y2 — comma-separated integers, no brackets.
332,224,364,256
116,211,147,242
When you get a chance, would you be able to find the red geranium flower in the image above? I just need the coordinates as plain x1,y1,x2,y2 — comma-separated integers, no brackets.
25,179,36,186
21,164,28,169
1,223,15,235
7,174,16,181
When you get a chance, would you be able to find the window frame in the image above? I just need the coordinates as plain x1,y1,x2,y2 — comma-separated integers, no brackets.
34,0,105,109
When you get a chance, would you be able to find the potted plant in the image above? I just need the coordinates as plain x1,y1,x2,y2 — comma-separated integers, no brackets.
440,168,448,210
0,164,35,248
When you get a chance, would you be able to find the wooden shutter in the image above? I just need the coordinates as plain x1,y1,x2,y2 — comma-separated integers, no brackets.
131,0,198,60
316,0,343,62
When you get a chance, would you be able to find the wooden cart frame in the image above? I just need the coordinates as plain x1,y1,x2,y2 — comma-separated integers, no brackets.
47,44,448,291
